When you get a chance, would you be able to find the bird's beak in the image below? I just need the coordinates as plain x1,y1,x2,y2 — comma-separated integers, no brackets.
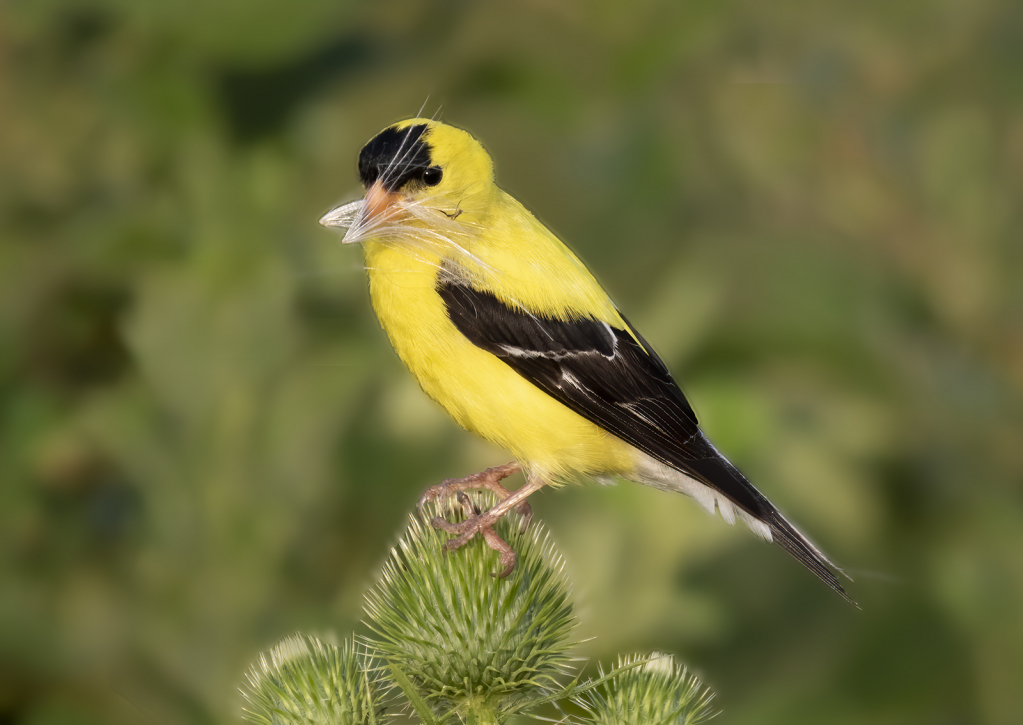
319,181,400,244
362,180,398,222
318,200,362,231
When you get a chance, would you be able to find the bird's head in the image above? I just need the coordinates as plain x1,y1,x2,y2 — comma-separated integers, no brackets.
320,119,496,255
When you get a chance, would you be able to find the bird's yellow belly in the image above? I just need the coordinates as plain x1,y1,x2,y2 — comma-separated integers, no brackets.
363,242,635,483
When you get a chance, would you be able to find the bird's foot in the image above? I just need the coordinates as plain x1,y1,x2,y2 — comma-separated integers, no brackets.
419,465,548,578
417,462,532,529
432,492,518,578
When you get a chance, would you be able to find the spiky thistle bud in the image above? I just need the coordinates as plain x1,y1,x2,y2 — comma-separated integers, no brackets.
241,634,388,725
573,652,716,725
363,493,577,722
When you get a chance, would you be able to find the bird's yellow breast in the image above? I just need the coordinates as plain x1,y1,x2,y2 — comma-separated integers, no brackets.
363,239,635,483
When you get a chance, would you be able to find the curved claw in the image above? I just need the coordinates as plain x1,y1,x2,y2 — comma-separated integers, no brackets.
456,491,480,517
417,483,448,517
482,527,518,578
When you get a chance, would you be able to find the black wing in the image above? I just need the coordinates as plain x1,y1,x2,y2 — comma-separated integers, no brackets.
439,279,853,602
439,279,768,513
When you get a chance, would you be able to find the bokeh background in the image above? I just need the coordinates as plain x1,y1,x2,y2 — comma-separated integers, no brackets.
3,1,1022,723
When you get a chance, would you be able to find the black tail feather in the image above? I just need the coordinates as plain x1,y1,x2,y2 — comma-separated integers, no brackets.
765,510,858,607
683,443,857,606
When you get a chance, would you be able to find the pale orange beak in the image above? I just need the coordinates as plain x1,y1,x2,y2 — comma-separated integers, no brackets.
364,180,398,222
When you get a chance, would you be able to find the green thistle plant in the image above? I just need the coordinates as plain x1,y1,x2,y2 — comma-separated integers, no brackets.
239,493,718,724
573,652,716,725
241,634,389,725
363,494,576,723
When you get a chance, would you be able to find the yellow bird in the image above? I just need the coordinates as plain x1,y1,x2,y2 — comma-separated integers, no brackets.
320,118,852,602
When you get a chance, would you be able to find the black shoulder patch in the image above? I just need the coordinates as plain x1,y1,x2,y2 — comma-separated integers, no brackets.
358,124,433,192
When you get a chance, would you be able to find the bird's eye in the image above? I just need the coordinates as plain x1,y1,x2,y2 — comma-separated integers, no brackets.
422,166,443,186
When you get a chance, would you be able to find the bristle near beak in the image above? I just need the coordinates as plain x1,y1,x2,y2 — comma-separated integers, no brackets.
319,200,363,230
320,181,401,245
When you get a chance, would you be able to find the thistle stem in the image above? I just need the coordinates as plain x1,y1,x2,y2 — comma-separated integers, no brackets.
461,696,502,725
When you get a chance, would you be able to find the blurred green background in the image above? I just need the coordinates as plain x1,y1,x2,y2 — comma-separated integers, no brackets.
3,1,1022,723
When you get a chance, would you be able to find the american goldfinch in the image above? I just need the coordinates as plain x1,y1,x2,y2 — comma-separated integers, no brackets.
320,119,852,602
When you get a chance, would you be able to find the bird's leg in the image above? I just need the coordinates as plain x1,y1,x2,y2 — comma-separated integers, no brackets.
417,462,532,527
428,475,548,578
